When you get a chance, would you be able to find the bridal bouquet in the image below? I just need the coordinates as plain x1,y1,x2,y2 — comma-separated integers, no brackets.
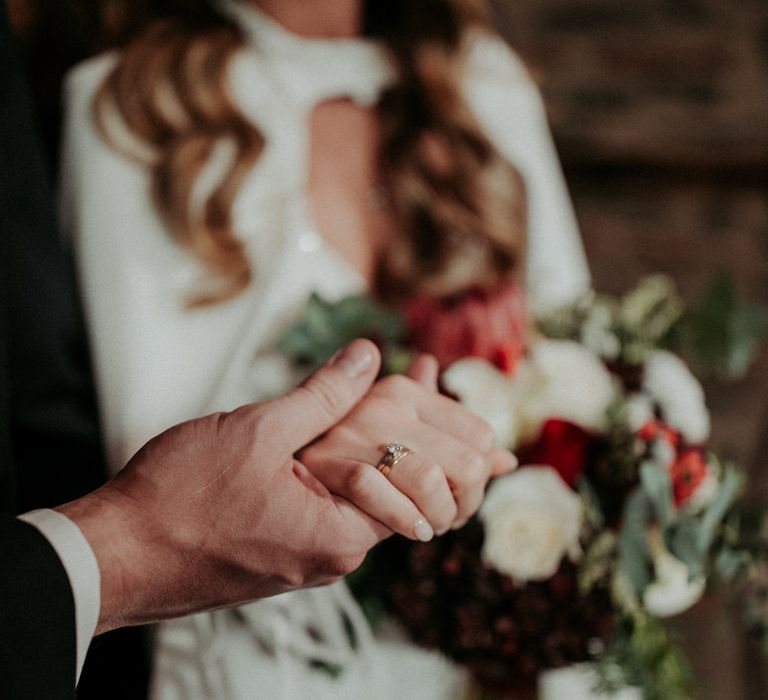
279,276,768,700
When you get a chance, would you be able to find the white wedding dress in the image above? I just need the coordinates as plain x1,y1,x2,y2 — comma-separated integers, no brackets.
60,3,590,699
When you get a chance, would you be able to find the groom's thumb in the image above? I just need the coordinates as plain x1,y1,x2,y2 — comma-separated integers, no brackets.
270,339,381,452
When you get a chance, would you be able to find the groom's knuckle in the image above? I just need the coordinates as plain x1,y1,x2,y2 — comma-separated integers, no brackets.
303,378,344,420
328,551,365,577
249,409,282,450
281,566,308,589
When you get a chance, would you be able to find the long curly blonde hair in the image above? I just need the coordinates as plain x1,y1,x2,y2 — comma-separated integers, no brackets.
94,0,526,306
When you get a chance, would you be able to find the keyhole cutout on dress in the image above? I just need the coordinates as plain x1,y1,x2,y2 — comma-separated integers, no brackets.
306,98,395,287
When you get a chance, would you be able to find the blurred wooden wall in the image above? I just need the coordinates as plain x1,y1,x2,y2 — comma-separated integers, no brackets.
490,1,768,698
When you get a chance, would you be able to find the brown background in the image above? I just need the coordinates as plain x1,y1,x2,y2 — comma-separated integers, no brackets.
490,1,768,697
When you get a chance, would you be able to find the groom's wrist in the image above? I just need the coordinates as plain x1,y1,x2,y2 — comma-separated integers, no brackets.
55,485,154,634
17,508,101,680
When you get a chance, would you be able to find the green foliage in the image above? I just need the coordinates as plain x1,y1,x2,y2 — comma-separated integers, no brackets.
579,530,618,596
537,273,768,380
715,545,752,582
579,478,607,531
669,275,768,380
277,293,406,371
617,275,685,365
667,518,706,580
595,613,694,700
615,462,741,601
706,503,752,583
633,461,744,582
723,504,768,649
697,463,744,552
538,275,686,365
618,489,653,596
639,462,675,530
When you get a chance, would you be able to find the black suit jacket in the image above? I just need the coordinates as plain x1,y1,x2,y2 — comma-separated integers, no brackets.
0,3,149,697
0,4,97,698
0,516,77,698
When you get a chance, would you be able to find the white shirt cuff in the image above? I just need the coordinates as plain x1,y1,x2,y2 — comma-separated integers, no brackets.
18,508,101,684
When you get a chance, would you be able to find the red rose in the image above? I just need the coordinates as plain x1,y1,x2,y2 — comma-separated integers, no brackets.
518,419,592,487
405,284,528,374
670,448,709,507
637,420,680,449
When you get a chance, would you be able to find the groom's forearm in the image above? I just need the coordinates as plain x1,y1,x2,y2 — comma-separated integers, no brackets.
54,486,152,636
53,481,238,636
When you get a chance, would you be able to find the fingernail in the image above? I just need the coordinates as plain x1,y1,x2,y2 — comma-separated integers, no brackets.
413,518,434,542
331,342,373,378
451,519,468,531
507,452,519,471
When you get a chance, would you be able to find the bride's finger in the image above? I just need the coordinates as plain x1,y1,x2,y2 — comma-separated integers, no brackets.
451,483,485,530
416,391,500,455
302,457,436,542
372,375,498,455
385,450,458,535
388,423,492,524
491,448,518,476
406,354,439,390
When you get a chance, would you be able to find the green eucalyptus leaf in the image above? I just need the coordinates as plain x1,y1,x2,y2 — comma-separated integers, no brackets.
579,530,618,595
640,462,676,530
714,546,751,582
698,465,744,555
277,293,407,370
668,518,705,580
619,489,654,595
671,275,768,380
595,612,694,700
578,477,606,530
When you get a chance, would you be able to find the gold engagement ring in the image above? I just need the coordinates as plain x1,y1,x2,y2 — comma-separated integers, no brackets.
376,442,412,478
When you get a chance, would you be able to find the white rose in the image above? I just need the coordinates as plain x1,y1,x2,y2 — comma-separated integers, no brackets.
442,358,524,448
649,437,676,470
642,528,705,618
623,393,655,433
518,339,617,441
643,351,710,444
479,467,583,582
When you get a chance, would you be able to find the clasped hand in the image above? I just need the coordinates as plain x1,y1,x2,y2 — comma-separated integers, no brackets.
58,340,513,634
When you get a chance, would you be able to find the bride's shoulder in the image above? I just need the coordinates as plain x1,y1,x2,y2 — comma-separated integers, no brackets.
460,30,551,155
63,51,119,107
62,47,275,124
463,31,533,85
461,30,545,115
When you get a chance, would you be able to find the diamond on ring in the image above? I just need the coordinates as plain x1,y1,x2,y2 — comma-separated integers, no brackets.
377,442,412,478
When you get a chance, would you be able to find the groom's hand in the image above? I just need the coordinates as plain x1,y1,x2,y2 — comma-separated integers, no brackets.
57,340,390,634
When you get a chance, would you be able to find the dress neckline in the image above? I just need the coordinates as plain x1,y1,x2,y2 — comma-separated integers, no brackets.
217,0,396,107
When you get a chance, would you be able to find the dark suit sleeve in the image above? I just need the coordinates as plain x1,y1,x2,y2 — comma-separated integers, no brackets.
0,6,152,698
0,0,106,517
0,515,76,699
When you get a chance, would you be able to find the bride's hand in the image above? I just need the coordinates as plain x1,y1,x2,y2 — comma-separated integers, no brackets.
298,354,516,541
